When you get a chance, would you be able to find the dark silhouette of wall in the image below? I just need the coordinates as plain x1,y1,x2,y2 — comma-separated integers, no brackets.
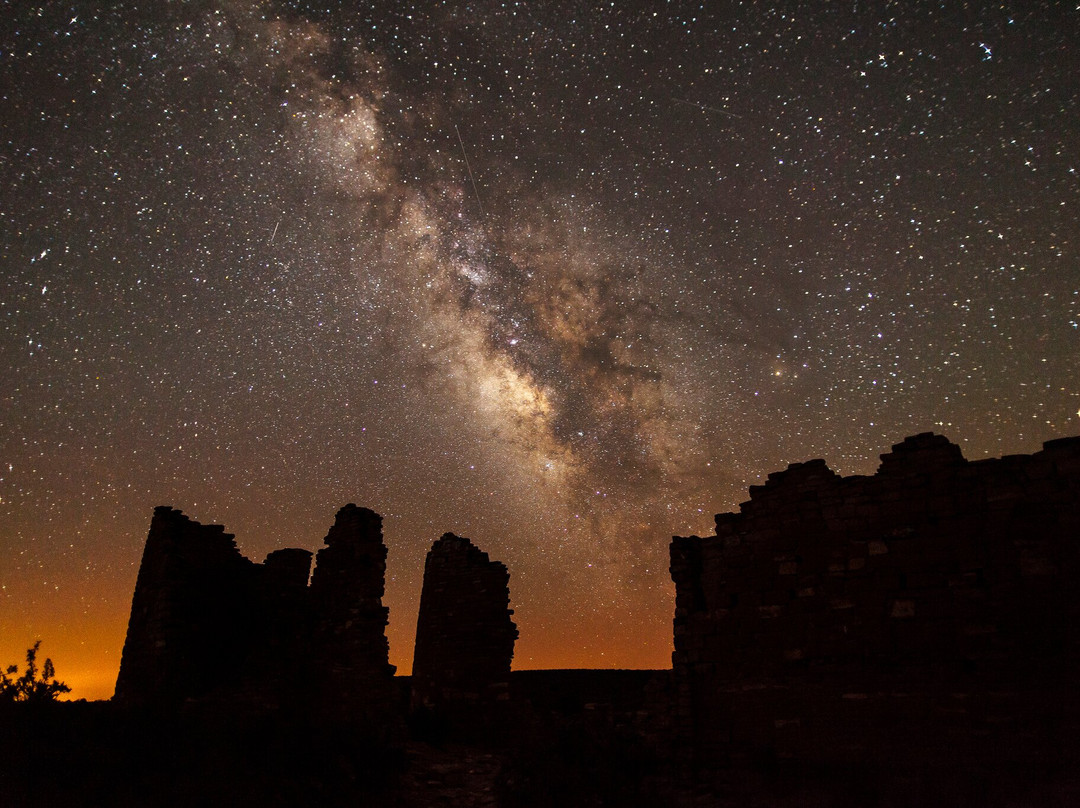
670,433,1080,785
412,533,517,716
114,504,396,724
114,506,287,704
309,504,398,720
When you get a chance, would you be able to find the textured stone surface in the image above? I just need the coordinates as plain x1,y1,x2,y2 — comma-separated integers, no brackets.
412,533,518,718
115,504,396,726
114,506,268,704
309,504,398,723
670,433,1080,787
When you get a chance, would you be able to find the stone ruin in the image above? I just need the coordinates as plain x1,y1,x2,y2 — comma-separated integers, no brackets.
411,533,518,718
114,505,517,734
114,503,398,725
670,433,1080,792
308,504,398,719
110,432,1080,801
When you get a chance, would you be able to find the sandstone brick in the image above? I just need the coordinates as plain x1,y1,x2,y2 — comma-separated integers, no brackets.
412,533,517,724
669,431,1080,781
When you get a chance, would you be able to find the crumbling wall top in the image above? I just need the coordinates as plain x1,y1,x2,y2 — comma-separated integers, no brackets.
412,532,517,717
877,431,966,475
321,503,383,547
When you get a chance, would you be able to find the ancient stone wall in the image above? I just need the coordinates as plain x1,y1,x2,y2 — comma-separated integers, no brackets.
309,504,398,723
114,506,266,704
115,504,397,723
412,533,517,715
670,433,1080,781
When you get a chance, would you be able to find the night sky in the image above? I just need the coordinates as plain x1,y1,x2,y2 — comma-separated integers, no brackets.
2,1,1077,700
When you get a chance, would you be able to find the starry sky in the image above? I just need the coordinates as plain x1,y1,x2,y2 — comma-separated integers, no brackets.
2,1,1078,700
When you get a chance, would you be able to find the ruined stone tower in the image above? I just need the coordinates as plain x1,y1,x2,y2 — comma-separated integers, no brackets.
115,504,397,726
308,504,398,720
411,533,517,715
114,506,276,704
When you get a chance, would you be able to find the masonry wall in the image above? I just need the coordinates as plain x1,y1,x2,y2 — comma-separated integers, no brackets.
412,533,517,716
115,504,397,723
309,504,399,724
670,433,1080,782
114,506,273,704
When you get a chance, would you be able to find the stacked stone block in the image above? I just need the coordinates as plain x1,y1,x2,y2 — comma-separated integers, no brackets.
309,504,398,724
114,506,258,704
115,504,397,728
412,533,518,716
670,433,1080,780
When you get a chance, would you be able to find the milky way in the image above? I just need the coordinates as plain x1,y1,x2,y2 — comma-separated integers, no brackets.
2,1,1077,698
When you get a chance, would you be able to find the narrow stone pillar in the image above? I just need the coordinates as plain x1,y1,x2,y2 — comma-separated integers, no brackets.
309,504,400,730
412,533,517,715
